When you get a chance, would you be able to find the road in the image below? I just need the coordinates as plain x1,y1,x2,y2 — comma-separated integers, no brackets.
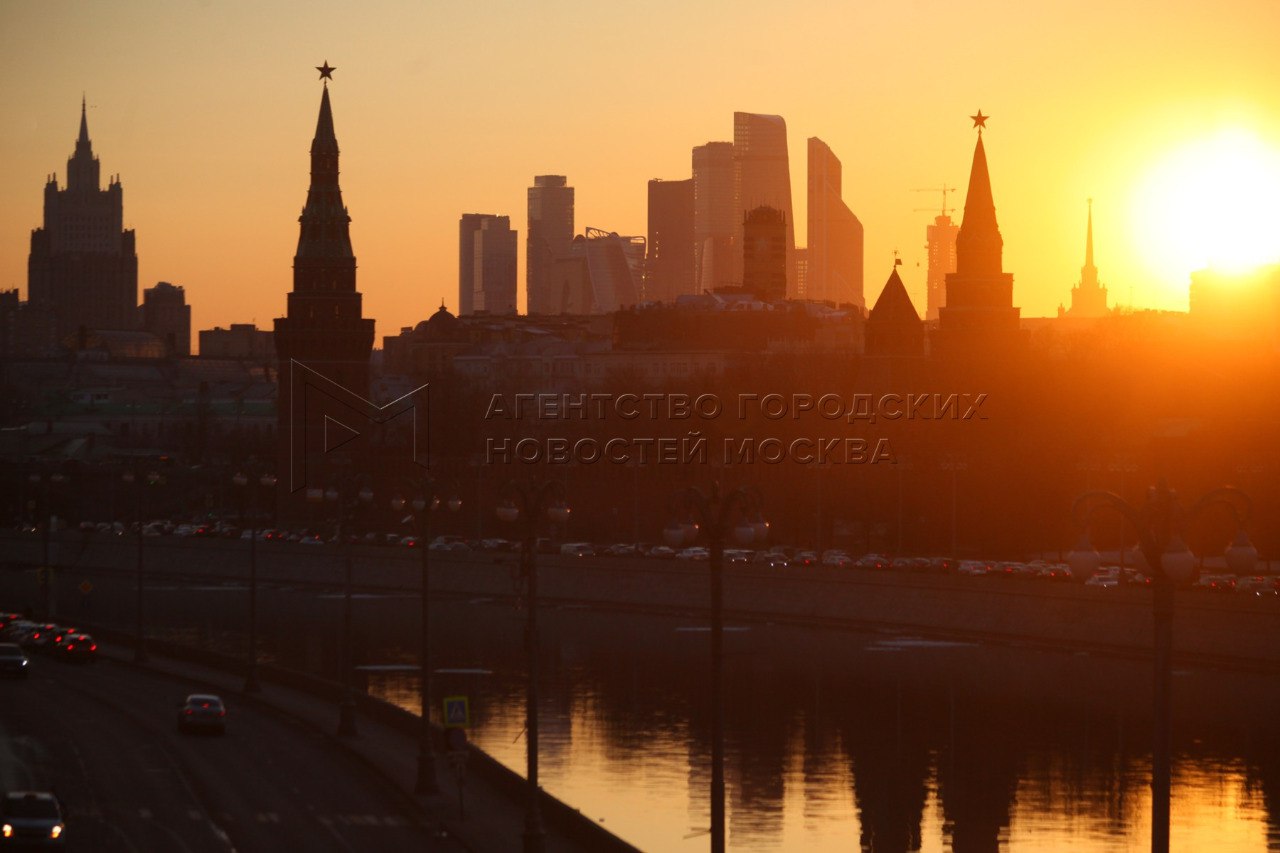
0,650,459,852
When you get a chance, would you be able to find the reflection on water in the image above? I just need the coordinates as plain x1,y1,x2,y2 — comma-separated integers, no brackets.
357,600,1279,852
38,573,1279,852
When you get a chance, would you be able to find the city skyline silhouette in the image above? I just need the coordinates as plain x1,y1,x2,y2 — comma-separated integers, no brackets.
2,1,1278,341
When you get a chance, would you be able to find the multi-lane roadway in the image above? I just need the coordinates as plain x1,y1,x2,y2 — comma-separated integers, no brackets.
0,652,459,851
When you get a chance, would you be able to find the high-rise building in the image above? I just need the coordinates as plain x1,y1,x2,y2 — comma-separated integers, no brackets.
936,114,1021,352
273,77,376,423
140,282,191,356
1062,199,1109,318
646,178,696,303
551,229,645,314
692,142,738,292
923,200,959,321
807,138,864,308
460,214,517,315
527,175,574,315
735,113,796,296
742,206,788,302
27,98,138,339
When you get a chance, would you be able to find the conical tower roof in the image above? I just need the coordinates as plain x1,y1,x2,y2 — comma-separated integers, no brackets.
869,267,921,324
955,126,1004,277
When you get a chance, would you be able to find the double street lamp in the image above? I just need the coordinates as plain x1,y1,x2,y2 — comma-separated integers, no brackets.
27,470,69,619
308,480,373,737
122,467,160,662
1068,480,1255,853
390,481,461,794
495,481,571,853
665,484,767,853
232,469,278,693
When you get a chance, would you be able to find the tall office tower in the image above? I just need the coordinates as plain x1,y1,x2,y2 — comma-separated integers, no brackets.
527,175,575,314
28,98,138,339
1063,199,1109,317
924,205,959,321
553,229,644,314
807,137,864,308
273,77,375,421
795,247,809,298
459,214,516,315
742,206,788,302
692,142,738,291
140,281,191,356
734,113,796,296
936,114,1020,352
646,178,696,303
473,216,518,314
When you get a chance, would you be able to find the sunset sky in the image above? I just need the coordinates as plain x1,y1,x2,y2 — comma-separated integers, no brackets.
2,0,1279,347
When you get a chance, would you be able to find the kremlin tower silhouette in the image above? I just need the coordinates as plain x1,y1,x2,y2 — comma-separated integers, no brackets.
934,112,1022,355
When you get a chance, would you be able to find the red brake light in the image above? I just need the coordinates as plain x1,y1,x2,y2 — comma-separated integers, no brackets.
90,644,97,651
66,644,74,650
201,703,210,709
218,710,226,717
33,632,40,639
185,708,193,715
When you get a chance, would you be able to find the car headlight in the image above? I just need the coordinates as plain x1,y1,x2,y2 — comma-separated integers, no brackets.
51,823,64,838
2,823,12,837
20,659,28,666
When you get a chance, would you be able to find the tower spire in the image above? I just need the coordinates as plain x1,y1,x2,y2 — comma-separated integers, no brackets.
1084,198,1095,271
78,94,90,148
67,96,100,192
954,115,1003,277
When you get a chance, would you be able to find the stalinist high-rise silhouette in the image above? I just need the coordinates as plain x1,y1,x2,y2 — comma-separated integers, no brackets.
935,112,1021,354
28,98,138,340
1060,199,1109,317
273,64,375,490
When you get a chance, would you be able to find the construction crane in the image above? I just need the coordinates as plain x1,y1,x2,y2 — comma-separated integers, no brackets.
911,184,956,217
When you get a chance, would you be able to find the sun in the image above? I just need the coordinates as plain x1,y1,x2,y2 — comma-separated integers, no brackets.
1130,128,1280,289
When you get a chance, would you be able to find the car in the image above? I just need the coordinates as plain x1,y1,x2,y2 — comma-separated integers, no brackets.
560,542,595,557
1,791,65,846
821,553,855,568
25,624,63,652
56,634,97,663
1194,574,1237,593
675,547,709,561
647,545,676,559
723,549,753,564
177,694,227,734
0,643,29,679
753,552,788,569
1236,575,1280,596
855,554,889,570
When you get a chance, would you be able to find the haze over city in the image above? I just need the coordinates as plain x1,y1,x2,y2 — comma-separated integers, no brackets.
2,0,1279,341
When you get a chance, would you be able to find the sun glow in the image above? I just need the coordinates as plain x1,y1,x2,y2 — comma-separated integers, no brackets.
1131,129,1280,291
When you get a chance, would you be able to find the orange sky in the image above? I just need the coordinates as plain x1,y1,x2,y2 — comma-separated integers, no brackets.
2,0,1279,347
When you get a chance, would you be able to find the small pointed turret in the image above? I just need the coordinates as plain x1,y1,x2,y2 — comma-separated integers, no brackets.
1083,198,1095,275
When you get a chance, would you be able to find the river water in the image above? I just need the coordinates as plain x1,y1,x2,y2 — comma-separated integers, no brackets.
11,567,1279,852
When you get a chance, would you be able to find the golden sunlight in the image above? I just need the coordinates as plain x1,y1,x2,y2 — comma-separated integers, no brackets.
1130,128,1280,290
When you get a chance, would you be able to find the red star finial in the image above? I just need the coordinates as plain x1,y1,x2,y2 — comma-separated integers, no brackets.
970,110,988,131
316,61,336,81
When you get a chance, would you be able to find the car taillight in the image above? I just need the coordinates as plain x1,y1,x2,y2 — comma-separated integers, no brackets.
32,632,40,639
66,644,74,650
218,710,226,717
201,702,209,709
185,709,194,715
90,644,97,651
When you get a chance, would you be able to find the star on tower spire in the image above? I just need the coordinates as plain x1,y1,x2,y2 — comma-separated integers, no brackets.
316,61,336,81
969,110,988,133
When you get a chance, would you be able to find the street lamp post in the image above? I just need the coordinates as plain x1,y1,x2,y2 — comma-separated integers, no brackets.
314,480,373,737
234,469,277,693
123,467,159,662
666,484,765,853
496,481,571,853
392,480,462,794
940,457,968,561
28,471,68,619
1068,480,1254,853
